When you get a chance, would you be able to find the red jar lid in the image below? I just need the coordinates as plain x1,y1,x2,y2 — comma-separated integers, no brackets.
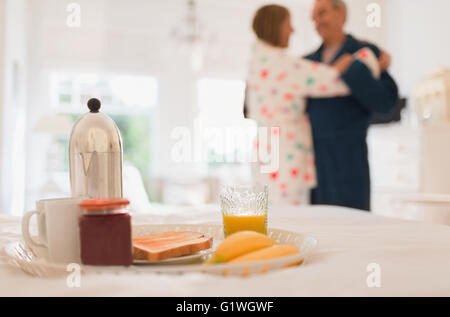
79,198,130,211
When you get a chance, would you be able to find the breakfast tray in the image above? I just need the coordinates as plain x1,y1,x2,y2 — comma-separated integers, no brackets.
4,224,317,278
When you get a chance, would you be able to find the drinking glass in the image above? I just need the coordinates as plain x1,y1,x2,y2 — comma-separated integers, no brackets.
219,184,268,237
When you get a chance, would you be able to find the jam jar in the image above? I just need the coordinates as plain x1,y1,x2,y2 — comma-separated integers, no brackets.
79,198,133,266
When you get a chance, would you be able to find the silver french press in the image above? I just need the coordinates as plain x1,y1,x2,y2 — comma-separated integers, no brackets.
69,98,123,198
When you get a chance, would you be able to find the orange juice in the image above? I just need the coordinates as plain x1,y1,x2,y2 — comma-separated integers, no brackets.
222,214,267,237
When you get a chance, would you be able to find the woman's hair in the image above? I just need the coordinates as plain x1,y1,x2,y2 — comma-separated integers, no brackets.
252,4,290,47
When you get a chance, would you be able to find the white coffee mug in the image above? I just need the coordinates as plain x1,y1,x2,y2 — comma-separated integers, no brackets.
21,197,86,264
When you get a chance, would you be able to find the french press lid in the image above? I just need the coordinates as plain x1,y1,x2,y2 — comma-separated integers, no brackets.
69,98,122,154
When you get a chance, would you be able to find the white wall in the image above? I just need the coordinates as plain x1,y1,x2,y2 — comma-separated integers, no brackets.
383,0,450,96
0,0,27,215
0,1,5,214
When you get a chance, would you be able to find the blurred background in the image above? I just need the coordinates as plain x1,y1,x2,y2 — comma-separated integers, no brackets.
1,0,450,224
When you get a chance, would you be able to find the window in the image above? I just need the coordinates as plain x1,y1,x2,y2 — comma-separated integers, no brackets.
197,77,256,167
47,71,157,198
49,72,157,113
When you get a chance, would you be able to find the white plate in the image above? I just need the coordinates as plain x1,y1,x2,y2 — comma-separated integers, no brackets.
4,224,317,277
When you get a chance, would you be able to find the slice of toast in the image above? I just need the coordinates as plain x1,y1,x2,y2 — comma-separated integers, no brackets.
133,231,213,262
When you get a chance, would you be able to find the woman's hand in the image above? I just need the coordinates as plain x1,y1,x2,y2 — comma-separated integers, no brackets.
378,51,391,71
332,53,353,74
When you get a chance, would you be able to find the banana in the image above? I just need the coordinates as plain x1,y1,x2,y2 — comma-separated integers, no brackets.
229,244,300,264
205,231,276,264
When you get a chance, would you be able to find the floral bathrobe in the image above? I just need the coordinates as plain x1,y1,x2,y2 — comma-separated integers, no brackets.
246,40,378,205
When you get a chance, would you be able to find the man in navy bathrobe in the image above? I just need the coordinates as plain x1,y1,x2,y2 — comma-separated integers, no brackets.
305,0,399,211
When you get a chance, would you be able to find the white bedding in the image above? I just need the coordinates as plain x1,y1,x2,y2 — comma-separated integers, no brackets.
1,205,449,296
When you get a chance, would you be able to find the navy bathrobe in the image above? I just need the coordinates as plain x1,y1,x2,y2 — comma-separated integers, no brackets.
305,34,399,211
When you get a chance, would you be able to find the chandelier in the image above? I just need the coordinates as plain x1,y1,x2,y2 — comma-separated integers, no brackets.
170,0,213,72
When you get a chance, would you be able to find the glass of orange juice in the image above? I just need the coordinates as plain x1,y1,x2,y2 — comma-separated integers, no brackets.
220,184,268,237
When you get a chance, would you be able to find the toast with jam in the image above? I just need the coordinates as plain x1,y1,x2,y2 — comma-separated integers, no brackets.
133,231,213,262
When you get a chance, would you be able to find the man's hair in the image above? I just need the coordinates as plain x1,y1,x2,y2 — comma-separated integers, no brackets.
328,0,347,22
252,4,290,47
331,0,347,10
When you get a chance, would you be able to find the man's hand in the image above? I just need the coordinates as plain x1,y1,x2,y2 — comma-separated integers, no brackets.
378,51,391,71
332,53,353,74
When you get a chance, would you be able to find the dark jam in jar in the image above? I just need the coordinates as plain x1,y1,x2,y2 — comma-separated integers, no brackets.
79,198,133,266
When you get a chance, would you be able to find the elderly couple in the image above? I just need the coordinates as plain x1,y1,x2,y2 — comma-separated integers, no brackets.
245,0,398,211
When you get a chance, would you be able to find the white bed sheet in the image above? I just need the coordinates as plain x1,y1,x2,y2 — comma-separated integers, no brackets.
0,205,449,296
